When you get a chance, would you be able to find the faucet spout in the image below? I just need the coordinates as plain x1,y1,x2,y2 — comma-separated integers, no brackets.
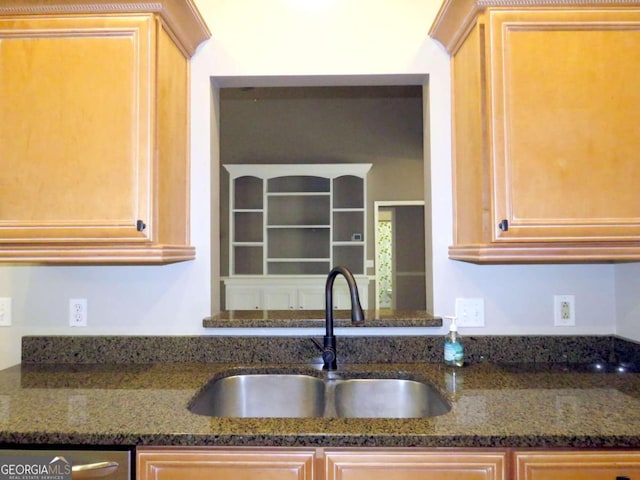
323,266,365,370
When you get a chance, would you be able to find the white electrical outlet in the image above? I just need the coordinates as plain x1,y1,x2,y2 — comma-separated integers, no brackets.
69,298,88,327
455,297,485,327
0,297,12,326
554,295,575,326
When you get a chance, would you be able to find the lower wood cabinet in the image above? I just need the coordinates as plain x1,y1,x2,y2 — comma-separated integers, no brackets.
137,447,506,480
137,447,316,480
137,447,640,480
514,451,640,480
324,449,507,480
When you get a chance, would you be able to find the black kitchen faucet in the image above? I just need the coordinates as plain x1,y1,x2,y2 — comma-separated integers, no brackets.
321,266,365,370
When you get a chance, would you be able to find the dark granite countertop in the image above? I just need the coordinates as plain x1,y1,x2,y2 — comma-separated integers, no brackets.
203,309,441,328
2,359,640,448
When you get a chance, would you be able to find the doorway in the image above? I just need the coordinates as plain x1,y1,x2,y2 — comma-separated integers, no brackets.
374,201,426,311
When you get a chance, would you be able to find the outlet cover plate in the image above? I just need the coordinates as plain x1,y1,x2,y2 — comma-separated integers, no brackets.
554,295,575,326
69,298,88,327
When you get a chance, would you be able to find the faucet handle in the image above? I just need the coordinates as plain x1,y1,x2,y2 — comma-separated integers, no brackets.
322,347,336,368
322,335,338,370
310,338,323,352
322,347,338,370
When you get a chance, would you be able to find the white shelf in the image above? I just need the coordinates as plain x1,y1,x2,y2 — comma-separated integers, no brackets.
267,258,330,262
267,192,331,196
267,225,330,229
225,163,372,179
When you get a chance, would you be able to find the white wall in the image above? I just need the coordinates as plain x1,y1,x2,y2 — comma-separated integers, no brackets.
0,0,631,369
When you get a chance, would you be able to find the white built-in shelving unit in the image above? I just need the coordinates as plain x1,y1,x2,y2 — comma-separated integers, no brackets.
223,164,371,310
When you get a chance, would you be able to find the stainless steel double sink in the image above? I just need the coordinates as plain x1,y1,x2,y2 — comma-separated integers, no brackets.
188,370,450,419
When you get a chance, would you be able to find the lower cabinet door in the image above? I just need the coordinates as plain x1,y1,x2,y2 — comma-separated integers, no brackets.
515,451,640,480
324,450,507,480
137,447,316,480
263,286,298,310
297,287,325,310
225,286,262,310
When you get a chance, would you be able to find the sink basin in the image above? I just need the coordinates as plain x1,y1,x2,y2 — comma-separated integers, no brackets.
189,374,326,418
189,371,451,419
334,378,450,418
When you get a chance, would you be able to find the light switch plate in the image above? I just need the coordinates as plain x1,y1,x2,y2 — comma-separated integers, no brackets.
455,297,485,327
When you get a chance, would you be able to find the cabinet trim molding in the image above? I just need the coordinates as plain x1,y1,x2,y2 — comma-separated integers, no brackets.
0,244,195,265
430,0,640,54
449,242,640,263
0,0,210,56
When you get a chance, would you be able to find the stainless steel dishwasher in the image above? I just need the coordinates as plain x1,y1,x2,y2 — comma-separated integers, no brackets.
0,448,132,480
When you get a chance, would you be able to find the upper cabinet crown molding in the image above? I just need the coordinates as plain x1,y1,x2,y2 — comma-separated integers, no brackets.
430,0,640,54
0,0,210,56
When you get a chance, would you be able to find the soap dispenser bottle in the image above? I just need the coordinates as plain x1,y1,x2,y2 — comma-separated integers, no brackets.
444,315,464,367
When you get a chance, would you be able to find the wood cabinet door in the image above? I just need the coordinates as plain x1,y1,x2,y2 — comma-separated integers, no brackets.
137,447,316,480
0,15,153,244
325,450,506,480
488,9,640,243
515,451,640,480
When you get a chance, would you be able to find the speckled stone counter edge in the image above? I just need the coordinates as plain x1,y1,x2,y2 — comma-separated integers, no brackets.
203,309,441,328
21,334,640,365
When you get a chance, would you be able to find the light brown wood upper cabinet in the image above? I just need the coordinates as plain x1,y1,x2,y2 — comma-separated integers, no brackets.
0,0,210,264
430,0,640,263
